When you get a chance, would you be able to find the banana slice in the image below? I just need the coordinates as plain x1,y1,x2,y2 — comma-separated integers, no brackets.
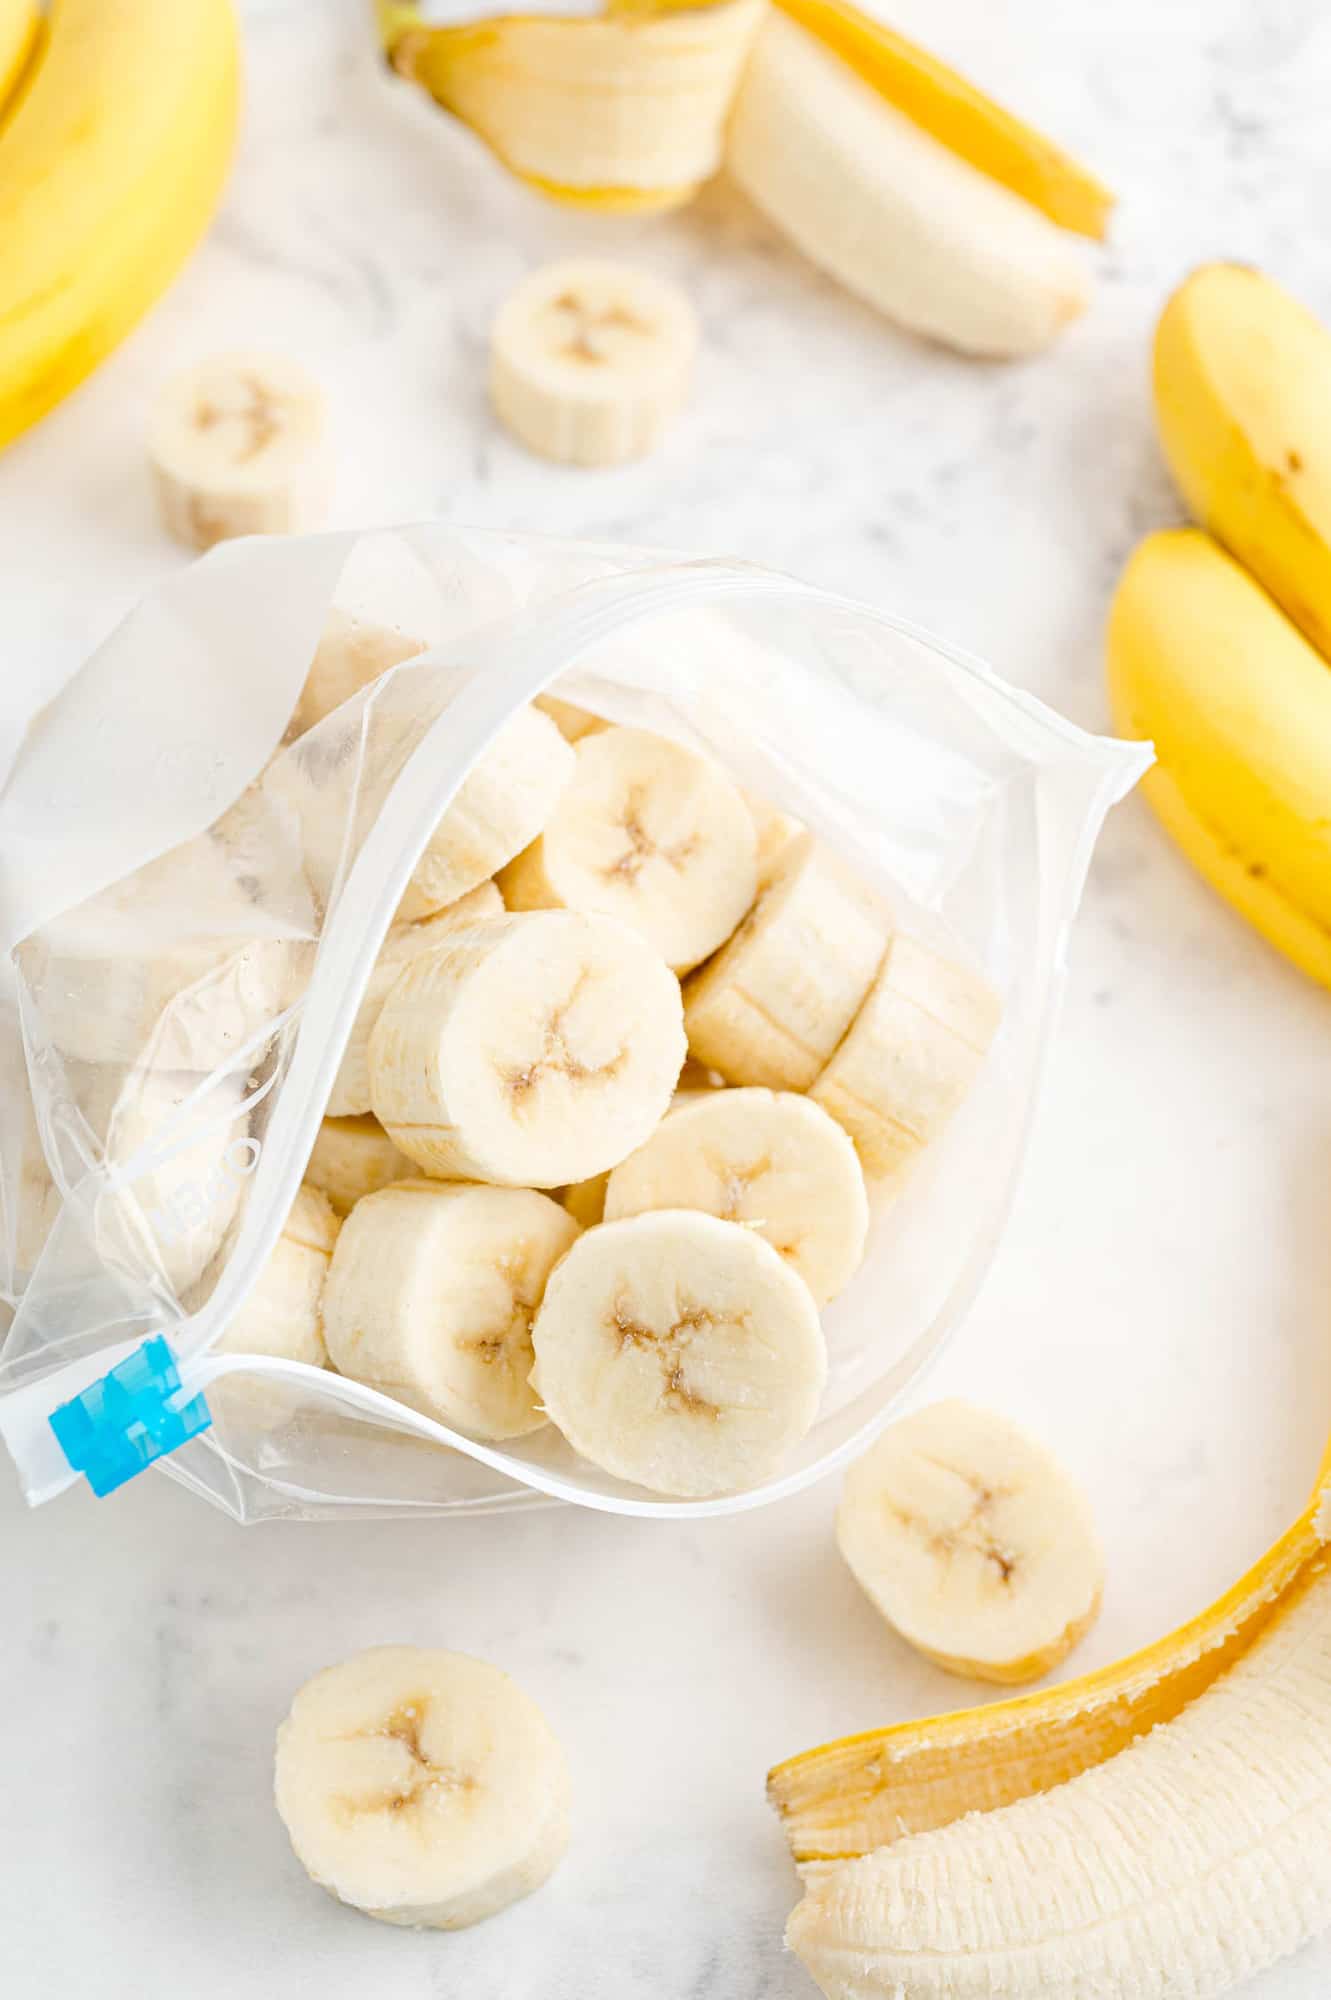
682,833,888,1089
149,352,330,551
838,1401,1104,1685
215,1184,340,1371
294,610,425,736
534,694,605,743
490,259,698,467
274,1645,570,1930
304,1116,414,1217
369,910,685,1188
810,934,1001,1181
561,1172,608,1229
322,1181,578,1441
327,882,503,1118
604,1087,868,1307
498,726,757,975
744,788,804,888
18,837,308,1072
530,1209,827,1497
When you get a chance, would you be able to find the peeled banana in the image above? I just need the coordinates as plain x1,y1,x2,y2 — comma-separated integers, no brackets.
1154,263,1331,661
0,0,240,451
1107,528,1331,989
274,1645,569,1929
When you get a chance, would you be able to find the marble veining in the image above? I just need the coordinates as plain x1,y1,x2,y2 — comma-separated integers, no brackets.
6,0,1331,1993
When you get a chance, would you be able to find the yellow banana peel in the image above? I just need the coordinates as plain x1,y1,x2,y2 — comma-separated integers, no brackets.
0,0,40,124
1108,529,1331,991
1155,263,1331,662
378,0,1111,237
771,1433,1331,1867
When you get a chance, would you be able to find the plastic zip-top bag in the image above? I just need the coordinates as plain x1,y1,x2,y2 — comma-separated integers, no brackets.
0,524,1149,1521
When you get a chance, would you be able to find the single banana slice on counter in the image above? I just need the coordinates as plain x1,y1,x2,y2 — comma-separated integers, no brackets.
683,833,888,1089
327,881,502,1117
810,934,1001,1181
304,1116,414,1217
294,610,425,736
149,352,330,550
725,13,1090,359
215,1184,340,1372
534,694,606,742
490,259,698,467
499,725,757,974
604,1088,868,1307
274,1645,570,1930
530,1209,827,1498
838,1401,1104,1685
786,1559,1331,2000
369,910,685,1187
322,1181,578,1441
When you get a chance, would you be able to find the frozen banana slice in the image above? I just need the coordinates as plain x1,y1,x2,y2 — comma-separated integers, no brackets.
499,725,757,974
215,1183,340,1372
683,833,888,1089
274,1645,570,1929
490,258,698,467
838,1401,1104,1685
294,609,425,735
605,1087,868,1306
304,1115,414,1216
810,934,1001,1180
327,881,503,1117
369,910,685,1187
530,1209,827,1497
322,1181,578,1440
149,352,330,550
534,693,606,742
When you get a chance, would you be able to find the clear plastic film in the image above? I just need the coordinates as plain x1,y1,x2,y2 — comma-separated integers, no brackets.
0,524,1150,1521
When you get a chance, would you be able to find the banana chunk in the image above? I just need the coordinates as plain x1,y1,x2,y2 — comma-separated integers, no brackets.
838,1401,1104,1685
499,725,757,974
149,352,330,550
323,1180,578,1441
605,1088,868,1306
369,910,685,1187
215,1184,340,1371
490,258,698,467
810,934,1001,1181
327,882,503,1117
274,1646,570,1930
683,833,888,1089
531,1210,827,1497
304,1116,414,1216
294,610,425,735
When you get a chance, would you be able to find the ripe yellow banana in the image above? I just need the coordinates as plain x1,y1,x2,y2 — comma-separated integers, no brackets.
378,0,764,213
1154,263,1331,661
1107,528,1331,989
0,0,240,452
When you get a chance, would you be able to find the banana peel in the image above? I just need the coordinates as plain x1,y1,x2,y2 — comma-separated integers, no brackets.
378,0,1111,239
770,1432,1331,1868
0,0,40,124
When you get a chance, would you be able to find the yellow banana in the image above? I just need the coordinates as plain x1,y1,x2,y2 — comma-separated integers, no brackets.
379,0,765,214
1107,528,1331,990
770,0,1112,239
1155,263,1331,661
0,0,40,123
0,0,240,452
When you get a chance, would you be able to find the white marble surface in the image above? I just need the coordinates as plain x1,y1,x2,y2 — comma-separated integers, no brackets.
6,0,1331,1992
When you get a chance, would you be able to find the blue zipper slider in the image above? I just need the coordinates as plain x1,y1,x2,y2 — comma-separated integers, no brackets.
48,1336,212,1497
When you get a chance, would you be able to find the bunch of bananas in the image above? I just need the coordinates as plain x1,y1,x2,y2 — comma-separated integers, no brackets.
1109,266,1331,990
0,0,240,452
